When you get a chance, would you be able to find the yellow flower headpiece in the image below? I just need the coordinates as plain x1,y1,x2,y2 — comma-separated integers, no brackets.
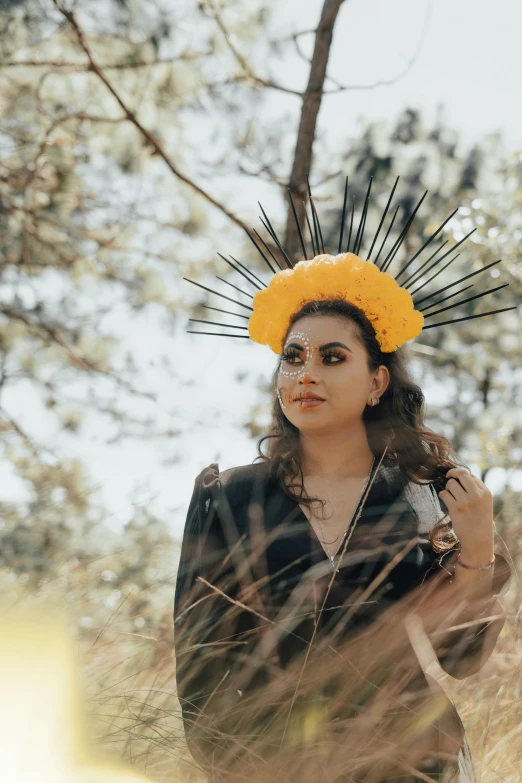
248,252,424,354
184,177,515,352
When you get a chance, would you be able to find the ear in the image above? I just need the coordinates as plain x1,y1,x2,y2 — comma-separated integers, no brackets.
373,364,390,396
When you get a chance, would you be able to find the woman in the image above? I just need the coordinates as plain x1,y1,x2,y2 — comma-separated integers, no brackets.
175,183,513,782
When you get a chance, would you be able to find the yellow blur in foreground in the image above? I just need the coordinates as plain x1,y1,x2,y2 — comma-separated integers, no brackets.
0,602,150,783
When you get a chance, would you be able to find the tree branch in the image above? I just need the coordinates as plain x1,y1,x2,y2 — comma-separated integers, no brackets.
203,0,303,97
0,51,212,70
0,406,40,458
285,0,346,264
0,305,101,373
323,49,422,94
51,1,248,233
0,304,157,406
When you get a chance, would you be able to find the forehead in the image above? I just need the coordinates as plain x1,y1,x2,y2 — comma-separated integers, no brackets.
284,315,359,346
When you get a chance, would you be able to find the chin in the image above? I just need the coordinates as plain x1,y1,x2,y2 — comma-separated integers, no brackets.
292,412,331,429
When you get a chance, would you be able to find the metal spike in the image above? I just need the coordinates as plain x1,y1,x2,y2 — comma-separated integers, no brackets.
417,284,474,314
409,254,460,298
405,229,477,292
367,176,399,261
310,197,324,253
310,198,320,253
346,196,355,254
186,330,250,338
400,241,448,289
354,177,373,256
288,188,307,259
374,204,400,267
216,275,254,300
356,208,368,257
302,199,317,257
253,228,284,272
229,255,267,288
258,202,282,247
306,177,324,253
183,278,254,311
380,190,428,274
259,203,294,267
422,284,510,319
412,259,503,307
395,208,459,282
422,307,517,331
188,318,249,329
338,176,349,254
245,228,280,274
259,216,294,268
202,305,250,320
217,253,264,291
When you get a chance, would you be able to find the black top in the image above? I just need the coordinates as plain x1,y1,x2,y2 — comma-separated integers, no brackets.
173,459,511,781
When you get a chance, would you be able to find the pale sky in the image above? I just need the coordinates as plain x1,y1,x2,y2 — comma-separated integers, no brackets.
271,0,522,150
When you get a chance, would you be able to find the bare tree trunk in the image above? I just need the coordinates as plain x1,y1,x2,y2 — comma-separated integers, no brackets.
284,0,346,266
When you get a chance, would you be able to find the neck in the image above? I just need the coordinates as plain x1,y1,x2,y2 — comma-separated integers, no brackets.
298,420,375,480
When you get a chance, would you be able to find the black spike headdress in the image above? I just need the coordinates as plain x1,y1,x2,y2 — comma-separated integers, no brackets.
183,177,516,353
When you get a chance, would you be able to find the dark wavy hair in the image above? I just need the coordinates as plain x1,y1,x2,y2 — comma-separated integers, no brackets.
254,298,463,552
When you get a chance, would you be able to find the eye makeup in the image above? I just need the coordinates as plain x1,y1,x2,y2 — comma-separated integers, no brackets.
281,347,345,365
278,331,312,378
285,341,352,353
278,331,351,378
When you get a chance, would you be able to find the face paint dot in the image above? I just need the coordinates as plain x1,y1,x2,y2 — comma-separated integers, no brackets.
279,330,317,377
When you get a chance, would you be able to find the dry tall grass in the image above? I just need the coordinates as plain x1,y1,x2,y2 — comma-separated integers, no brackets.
1,508,520,783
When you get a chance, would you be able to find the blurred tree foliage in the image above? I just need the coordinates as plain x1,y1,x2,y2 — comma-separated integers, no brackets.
0,0,271,579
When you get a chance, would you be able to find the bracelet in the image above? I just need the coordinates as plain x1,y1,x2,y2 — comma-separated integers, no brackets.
456,552,495,571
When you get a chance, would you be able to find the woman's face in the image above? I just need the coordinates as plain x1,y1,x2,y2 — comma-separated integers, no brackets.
276,315,389,432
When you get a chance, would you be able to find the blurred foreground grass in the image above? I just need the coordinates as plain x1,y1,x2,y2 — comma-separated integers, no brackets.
1,520,520,783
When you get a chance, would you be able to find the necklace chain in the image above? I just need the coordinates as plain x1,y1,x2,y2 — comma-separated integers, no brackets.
313,456,376,568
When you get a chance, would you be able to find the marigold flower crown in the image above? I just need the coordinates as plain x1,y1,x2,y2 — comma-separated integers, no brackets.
184,176,516,353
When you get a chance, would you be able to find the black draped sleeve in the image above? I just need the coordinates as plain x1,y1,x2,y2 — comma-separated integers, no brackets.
173,463,257,773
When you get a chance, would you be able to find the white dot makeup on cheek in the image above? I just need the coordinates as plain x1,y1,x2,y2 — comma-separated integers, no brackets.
276,386,288,410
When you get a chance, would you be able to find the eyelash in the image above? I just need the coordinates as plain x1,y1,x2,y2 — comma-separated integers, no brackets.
281,348,346,365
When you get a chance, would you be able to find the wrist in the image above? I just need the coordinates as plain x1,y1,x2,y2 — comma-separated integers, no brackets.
458,541,494,567
449,549,495,596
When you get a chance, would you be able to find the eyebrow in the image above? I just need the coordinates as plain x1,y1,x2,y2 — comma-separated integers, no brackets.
286,341,353,353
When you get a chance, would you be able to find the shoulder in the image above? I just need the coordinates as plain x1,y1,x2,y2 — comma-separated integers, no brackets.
191,460,272,532
194,459,271,500
218,459,270,488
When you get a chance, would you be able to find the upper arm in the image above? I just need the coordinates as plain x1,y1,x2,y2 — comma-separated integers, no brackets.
174,463,229,619
174,463,237,658
173,464,261,769
173,464,258,695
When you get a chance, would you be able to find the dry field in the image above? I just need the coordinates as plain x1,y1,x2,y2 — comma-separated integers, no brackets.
2,517,520,783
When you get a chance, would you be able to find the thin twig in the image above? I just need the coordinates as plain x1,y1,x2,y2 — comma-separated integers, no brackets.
51,1,249,232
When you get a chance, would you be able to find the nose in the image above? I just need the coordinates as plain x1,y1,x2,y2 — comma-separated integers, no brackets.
298,368,318,383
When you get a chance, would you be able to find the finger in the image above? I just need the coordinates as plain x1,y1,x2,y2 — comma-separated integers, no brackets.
442,478,467,503
445,468,479,495
438,489,455,509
